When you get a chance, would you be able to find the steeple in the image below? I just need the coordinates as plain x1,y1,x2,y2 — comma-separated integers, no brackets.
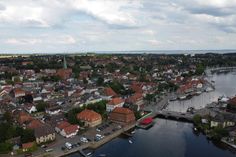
63,55,67,69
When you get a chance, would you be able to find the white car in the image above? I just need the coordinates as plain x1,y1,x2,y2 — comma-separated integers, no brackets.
80,137,88,143
65,142,72,150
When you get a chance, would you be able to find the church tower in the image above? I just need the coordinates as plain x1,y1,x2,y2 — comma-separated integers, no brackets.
63,55,67,69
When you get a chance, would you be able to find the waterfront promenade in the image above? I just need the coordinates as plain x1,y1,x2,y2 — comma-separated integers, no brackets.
35,123,136,157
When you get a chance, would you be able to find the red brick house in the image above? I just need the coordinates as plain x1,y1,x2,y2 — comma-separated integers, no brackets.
109,107,135,124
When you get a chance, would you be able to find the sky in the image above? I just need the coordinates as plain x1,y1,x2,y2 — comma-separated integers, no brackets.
0,0,236,53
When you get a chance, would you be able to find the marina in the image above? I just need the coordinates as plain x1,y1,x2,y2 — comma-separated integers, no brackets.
68,72,236,157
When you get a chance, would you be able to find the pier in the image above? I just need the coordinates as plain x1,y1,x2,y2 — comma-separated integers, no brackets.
206,67,236,75
79,149,89,157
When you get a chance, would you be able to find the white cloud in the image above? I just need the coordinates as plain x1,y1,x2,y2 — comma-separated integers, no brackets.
5,38,42,45
0,0,236,53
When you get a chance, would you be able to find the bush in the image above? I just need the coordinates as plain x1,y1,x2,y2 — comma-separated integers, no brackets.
0,142,12,154
193,114,202,126
36,101,48,112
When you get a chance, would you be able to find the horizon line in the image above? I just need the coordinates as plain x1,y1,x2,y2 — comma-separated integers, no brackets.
0,49,236,55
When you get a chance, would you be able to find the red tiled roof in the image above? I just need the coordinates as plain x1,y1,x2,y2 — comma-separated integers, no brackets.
27,119,43,130
108,97,124,106
112,107,133,114
104,87,117,97
14,88,25,95
22,142,34,149
126,93,143,103
130,82,143,93
18,112,33,124
77,109,102,122
63,125,78,135
229,97,236,106
56,121,71,130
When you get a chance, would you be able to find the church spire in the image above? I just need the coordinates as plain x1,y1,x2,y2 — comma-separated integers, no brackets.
63,55,67,69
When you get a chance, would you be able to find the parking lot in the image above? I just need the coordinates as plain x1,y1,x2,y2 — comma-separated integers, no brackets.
34,121,123,156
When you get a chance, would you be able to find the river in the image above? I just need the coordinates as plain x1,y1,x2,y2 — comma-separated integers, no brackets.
69,72,236,157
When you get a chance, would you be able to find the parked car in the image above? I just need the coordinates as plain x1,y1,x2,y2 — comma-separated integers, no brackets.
65,142,72,150
80,137,88,143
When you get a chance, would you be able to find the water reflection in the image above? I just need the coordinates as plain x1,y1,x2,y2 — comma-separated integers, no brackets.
168,73,236,112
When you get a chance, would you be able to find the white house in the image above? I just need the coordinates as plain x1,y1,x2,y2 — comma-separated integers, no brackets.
60,125,79,138
24,104,37,114
46,106,61,115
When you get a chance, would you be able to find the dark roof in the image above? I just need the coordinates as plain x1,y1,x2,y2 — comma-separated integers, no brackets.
34,124,55,138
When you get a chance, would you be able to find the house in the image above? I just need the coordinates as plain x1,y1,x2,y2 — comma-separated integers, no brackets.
77,109,102,127
227,96,236,112
106,97,124,112
22,142,34,152
24,103,37,114
26,119,43,130
14,88,25,98
125,93,144,111
46,105,61,115
55,121,79,138
17,112,33,125
109,107,135,124
56,69,72,80
60,124,79,138
210,114,236,128
34,124,56,144
55,121,71,133
104,87,117,98
44,113,66,127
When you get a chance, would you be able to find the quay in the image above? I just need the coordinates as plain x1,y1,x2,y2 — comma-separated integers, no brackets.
39,123,136,157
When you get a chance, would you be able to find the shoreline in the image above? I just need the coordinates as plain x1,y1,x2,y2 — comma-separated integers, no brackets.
37,123,136,157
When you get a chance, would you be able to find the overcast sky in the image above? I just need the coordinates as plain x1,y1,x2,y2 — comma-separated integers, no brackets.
0,0,236,53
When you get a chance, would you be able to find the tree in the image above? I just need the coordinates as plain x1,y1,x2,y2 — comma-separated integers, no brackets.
108,81,125,95
21,129,35,143
193,114,202,126
3,111,12,123
66,107,85,125
145,94,155,102
134,111,142,120
96,77,104,86
195,64,205,75
83,78,88,84
36,101,48,112
86,100,107,116
0,142,12,154
211,126,229,141
23,94,33,103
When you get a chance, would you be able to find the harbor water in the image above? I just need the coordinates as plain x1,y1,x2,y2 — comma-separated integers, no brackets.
69,72,236,157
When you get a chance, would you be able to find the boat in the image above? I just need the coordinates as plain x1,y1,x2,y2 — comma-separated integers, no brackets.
140,117,153,125
179,95,186,100
196,91,202,95
131,130,135,134
205,87,214,92
87,152,93,156
169,96,177,101
128,139,133,144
